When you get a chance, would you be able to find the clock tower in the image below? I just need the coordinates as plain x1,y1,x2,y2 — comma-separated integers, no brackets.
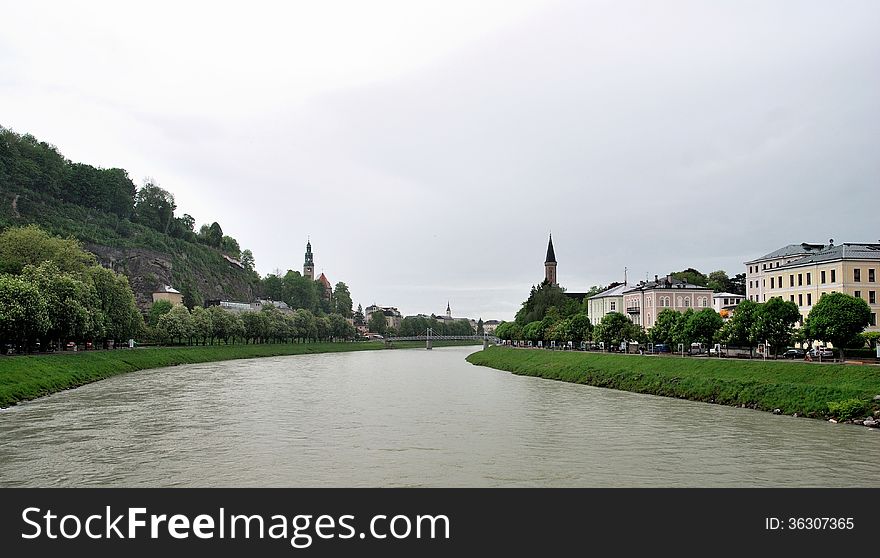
303,240,314,280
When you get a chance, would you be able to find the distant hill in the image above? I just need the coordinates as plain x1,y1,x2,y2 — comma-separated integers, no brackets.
0,126,258,308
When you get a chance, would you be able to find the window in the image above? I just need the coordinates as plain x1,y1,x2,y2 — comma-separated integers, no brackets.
610,301,616,311
778,276,782,288
870,313,876,327
775,262,780,268
821,270,826,284
763,279,766,287
763,264,767,270
798,294,803,306
831,269,836,283
798,273,803,286
854,268,861,282
807,293,812,306
790,295,795,302
790,275,794,287
870,269,876,282
684,298,690,307
770,277,775,288
870,291,876,304
806,272,811,285
854,291,861,299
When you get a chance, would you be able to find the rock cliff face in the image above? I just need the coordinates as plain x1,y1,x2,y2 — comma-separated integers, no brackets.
86,243,256,310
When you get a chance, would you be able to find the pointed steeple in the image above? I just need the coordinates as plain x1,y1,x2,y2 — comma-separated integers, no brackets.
545,233,556,263
303,239,315,280
446,301,451,318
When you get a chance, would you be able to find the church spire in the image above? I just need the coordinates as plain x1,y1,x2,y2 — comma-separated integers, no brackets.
303,239,314,280
544,233,558,285
446,301,451,318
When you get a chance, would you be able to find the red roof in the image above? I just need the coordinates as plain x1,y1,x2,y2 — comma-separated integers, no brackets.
318,273,331,288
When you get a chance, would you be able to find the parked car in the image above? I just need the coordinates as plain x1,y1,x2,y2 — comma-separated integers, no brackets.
782,348,806,359
809,348,834,358
652,344,670,353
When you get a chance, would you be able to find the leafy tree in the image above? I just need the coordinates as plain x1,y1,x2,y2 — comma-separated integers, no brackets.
22,262,100,345
294,309,317,341
515,282,579,325
751,297,801,357
241,311,267,343
523,321,545,343
671,308,696,347
240,249,255,273
207,305,230,344
0,274,50,350
803,292,871,361
190,306,213,345
649,309,679,345
670,268,708,287
133,182,176,234
476,318,484,335
690,308,724,348
593,312,634,349
353,304,365,325
569,313,593,343
706,270,731,293
863,331,880,349
717,299,758,350
0,225,96,275
729,273,746,296
155,303,188,344
369,311,387,335
333,282,353,318
148,299,174,327
88,265,143,343
227,314,246,344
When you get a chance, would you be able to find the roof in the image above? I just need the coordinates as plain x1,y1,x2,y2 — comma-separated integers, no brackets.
745,242,825,264
156,285,180,294
777,243,880,269
713,292,745,299
317,273,331,287
591,283,630,299
545,234,556,263
624,276,712,293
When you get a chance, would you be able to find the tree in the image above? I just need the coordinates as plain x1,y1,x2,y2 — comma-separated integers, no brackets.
649,309,679,345
476,318,484,335
328,313,353,340
515,282,580,325
803,292,871,361
353,304,365,325
706,270,731,293
133,182,176,234
717,299,758,351
190,306,213,345
227,314,246,344
0,225,96,275
157,304,192,345
241,311,267,344
207,306,230,344
149,299,174,327
670,268,708,287
728,273,746,296
569,313,593,343
88,266,143,344
333,282,353,318
220,235,241,258
22,262,100,346
690,308,724,348
369,311,387,335
240,249,255,273
751,297,801,357
0,274,50,350
671,308,696,347
593,312,633,349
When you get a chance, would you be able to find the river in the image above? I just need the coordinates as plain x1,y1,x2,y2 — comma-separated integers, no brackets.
1,346,878,487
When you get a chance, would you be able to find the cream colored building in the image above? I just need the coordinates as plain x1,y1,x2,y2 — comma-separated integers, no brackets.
587,283,628,326
622,275,714,329
745,242,825,303
761,242,880,333
152,285,183,306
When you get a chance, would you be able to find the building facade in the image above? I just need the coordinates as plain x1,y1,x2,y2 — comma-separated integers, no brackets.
760,242,880,332
587,283,627,326
365,305,402,330
303,240,315,280
622,275,714,329
712,292,745,317
152,285,183,306
744,242,825,303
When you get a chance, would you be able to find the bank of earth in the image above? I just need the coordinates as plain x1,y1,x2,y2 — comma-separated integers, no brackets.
0,340,478,408
467,346,880,422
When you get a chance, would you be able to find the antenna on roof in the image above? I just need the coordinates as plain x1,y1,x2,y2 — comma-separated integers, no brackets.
624,267,627,286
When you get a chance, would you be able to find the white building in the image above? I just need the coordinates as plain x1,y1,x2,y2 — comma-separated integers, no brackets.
712,292,745,317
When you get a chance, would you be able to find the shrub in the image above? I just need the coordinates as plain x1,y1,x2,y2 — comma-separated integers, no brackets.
827,399,868,421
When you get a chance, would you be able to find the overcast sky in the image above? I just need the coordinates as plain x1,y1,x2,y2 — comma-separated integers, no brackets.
2,0,878,321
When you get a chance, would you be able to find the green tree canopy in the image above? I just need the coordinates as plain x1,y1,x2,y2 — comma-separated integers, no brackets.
0,225,96,275
803,292,871,361
751,297,801,357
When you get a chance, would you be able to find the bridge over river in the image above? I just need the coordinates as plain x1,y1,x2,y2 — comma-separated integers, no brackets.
384,332,499,350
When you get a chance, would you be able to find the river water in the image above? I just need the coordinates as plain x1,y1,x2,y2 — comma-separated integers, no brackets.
1,346,878,487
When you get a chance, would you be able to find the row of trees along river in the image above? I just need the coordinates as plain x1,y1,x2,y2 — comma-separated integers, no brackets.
494,282,878,360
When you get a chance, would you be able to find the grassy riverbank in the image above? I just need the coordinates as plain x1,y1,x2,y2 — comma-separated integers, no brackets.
467,347,880,420
0,340,478,408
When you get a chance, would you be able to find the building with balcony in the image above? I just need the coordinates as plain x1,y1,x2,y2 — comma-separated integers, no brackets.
586,283,627,326
622,275,714,329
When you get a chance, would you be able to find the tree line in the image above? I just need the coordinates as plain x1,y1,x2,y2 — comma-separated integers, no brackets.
259,271,353,318
146,301,357,345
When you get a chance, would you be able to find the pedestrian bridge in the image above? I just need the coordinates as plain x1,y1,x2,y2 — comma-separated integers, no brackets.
384,334,499,349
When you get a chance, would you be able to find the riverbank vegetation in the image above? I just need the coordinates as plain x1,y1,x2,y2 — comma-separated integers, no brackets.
467,346,880,420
